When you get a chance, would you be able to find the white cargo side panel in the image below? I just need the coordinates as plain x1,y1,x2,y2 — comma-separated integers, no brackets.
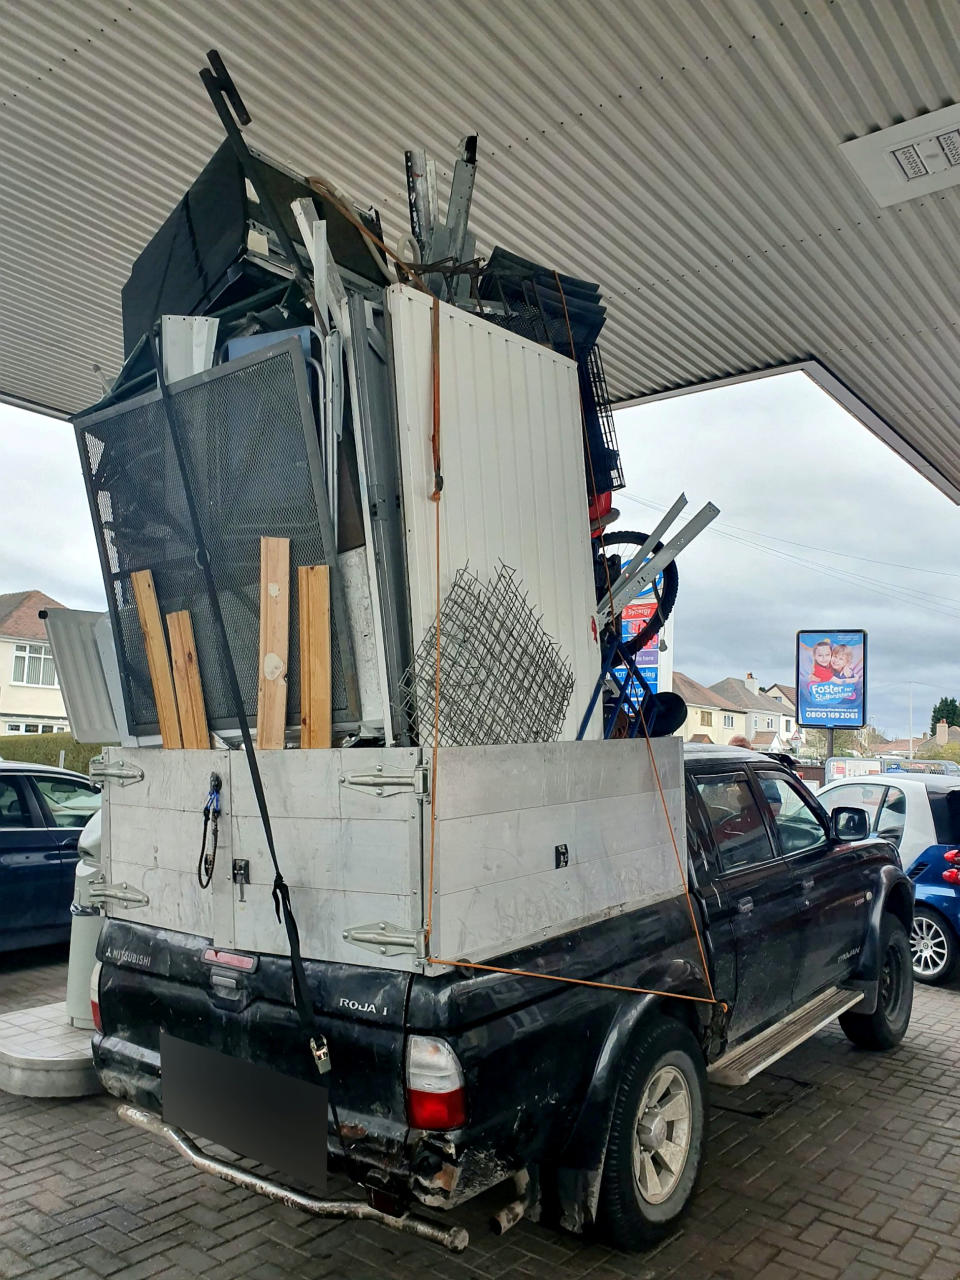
387,285,601,740
101,747,234,944
230,748,424,971
429,737,685,963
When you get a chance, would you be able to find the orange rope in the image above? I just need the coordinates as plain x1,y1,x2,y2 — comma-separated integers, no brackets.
426,957,724,1008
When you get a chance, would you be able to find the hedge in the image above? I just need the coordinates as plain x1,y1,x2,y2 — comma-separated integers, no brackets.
0,734,108,775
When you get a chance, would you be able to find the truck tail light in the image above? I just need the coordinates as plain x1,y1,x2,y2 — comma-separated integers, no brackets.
944,850,960,864
405,1036,466,1130
90,960,103,1033
942,868,960,884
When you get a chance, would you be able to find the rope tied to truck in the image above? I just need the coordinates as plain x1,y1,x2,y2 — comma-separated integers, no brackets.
421,276,724,1012
196,772,222,889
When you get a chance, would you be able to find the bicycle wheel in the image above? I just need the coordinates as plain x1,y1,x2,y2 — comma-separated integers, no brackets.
595,530,679,658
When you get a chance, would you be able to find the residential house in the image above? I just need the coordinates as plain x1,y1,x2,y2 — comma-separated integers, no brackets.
0,591,70,736
762,682,803,746
673,671,747,746
710,674,794,747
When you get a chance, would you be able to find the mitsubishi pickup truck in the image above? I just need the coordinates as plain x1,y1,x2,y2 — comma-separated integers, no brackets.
91,744,913,1253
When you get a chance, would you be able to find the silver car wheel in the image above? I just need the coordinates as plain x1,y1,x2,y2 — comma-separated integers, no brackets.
632,1065,692,1205
911,914,950,978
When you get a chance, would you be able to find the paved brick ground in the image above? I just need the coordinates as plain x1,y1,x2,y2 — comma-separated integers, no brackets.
1,946,959,1280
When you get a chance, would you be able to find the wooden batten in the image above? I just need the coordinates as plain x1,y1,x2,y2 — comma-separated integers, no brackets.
130,569,182,748
166,610,210,749
299,564,332,749
257,536,290,750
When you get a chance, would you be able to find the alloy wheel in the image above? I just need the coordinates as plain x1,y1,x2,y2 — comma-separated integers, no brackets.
911,915,949,978
632,1065,692,1205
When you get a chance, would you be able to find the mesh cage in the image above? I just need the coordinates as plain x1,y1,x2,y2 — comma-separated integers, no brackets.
75,340,356,736
400,563,574,747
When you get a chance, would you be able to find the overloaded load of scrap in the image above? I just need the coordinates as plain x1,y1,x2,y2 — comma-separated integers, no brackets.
74,55,703,754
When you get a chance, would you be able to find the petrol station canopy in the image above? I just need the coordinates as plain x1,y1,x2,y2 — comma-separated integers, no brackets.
3,0,960,501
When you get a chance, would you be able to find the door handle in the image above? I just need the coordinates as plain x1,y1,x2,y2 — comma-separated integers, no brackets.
801,877,814,893
738,896,754,914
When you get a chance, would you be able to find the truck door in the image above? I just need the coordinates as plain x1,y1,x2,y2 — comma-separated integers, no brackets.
756,769,872,1002
692,769,803,1042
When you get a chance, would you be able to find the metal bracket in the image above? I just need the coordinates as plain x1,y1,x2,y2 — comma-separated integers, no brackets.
343,921,427,958
89,878,150,908
89,755,145,787
339,764,429,800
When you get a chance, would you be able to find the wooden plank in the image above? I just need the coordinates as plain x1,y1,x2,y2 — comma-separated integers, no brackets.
130,569,182,748
257,536,290,749
166,610,210,749
298,564,332,748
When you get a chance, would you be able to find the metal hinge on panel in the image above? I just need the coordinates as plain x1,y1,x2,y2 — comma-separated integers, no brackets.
339,764,429,800
89,755,145,787
343,921,427,958
88,879,150,908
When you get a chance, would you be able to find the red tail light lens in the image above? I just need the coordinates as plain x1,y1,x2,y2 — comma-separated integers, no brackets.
405,1036,466,1131
942,868,960,884
944,850,960,864
90,960,103,1032
202,948,257,971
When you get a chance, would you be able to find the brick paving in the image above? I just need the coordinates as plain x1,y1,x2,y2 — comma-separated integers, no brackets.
1,947,959,1280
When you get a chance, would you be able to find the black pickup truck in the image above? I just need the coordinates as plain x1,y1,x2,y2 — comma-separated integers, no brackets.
92,744,914,1252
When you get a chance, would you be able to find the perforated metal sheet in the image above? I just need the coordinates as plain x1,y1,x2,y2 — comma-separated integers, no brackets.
75,339,358,737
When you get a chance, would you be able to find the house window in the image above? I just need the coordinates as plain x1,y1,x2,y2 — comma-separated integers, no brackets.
785,719,792,733
40,724,54,733
23,723,39,734
12,643,58,688
700,710,713,727
54,725,67,733
723,714,734,729
766,717,775,730
4,724,21,734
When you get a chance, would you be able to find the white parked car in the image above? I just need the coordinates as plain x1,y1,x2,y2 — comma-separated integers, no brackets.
818,774,960,984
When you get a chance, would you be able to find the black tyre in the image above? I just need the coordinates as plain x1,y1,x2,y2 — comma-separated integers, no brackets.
596,1017,706,1250
595,531,679,658
839,915,913,1049
910,905,958,985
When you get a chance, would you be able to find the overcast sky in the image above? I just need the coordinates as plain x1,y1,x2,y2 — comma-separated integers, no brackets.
2,369,959,737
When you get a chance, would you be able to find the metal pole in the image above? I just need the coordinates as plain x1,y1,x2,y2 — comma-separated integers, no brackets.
825,727,834,762
909,684,914,759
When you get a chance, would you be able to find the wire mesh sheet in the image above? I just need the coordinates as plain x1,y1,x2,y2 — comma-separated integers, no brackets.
400,563,574,747
75,340,355,736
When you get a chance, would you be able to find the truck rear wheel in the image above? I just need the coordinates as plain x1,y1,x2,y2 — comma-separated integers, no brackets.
596,1016,706,1250
839,915,913,1049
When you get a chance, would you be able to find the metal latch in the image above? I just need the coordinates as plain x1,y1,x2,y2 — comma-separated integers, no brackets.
343,921,427,958
339,764,429,800
89,755,145,787
88,879,150,908
232,859,250,902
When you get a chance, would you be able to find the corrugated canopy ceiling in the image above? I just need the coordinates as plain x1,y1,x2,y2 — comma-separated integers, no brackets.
2,0,960,499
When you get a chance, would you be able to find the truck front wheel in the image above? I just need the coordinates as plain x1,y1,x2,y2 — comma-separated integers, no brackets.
596,1016,706,1250
839,915,913,1049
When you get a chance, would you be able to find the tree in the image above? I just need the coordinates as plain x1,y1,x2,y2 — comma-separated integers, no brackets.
802,728,863,759
930,697,960,736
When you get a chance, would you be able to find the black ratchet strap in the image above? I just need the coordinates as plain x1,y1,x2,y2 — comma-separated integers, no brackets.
148,334,330,1078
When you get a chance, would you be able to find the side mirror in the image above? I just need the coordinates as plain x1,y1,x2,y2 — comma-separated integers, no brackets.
831,806,869,842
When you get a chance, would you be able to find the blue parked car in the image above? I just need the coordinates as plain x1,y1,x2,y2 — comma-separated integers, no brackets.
0,761,101,951
819,773,960,984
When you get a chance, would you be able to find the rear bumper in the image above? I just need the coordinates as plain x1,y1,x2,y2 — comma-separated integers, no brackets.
117,1104,469,1253
92,1030,500,1213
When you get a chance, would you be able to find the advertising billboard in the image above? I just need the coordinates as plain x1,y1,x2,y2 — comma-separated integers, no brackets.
796,630,867,728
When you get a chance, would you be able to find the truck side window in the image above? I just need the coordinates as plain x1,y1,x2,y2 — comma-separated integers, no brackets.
755,773,827,856
695,772,775,874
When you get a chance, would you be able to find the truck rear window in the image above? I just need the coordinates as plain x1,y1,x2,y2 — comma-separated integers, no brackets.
929,789,960,846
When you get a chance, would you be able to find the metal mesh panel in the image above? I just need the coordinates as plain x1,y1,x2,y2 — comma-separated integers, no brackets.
400,563,574,747
76,343,353,735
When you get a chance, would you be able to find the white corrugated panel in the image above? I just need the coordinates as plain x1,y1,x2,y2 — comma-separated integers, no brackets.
3,1,960,498
388,285,601,741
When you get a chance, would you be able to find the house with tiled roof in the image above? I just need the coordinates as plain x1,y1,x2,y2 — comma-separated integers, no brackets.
710,674,798,748
0,591,70,736
673,671,747,746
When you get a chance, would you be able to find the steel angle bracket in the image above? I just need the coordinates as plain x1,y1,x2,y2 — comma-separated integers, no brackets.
89,878,150,908
343,921,427,958
598,495,720,625
89,754,144,787
339,764,429,800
